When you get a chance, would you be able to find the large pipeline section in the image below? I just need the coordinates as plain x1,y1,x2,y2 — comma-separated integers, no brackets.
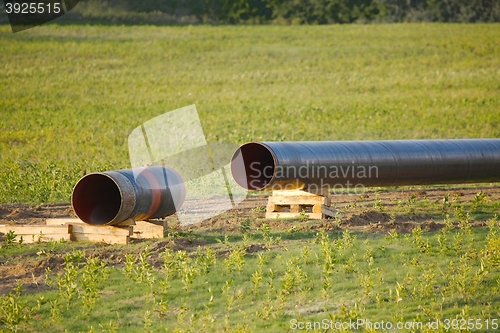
230,139,500,191
72,166,185,225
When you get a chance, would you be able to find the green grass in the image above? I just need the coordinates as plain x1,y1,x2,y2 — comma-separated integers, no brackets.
1,22,500,332
0,188,499,332
1,23,500,203
2,220,500,332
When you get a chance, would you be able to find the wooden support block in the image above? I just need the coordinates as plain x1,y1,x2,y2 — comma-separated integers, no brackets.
265,212,323,219
131,221,164,239
313,204,323,214
321,205,340,218
267,203,285,212
47,218,133,237
266,189,335,220
0,225,71,243
69,224,132,236
46,218,163,242
272,189,326,197
0,225,70,235
23,234,71,244
268,195,326,205
69,224,132,245
46,218,135,228
46,218,85,226
71,232,129,245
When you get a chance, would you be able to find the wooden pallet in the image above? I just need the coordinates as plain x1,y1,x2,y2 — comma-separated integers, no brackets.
46,218,165,243
0,225,71,244
266,189,337,219
71,224,132,245
131,221,164,239
0,219,166,245
46,218,131,244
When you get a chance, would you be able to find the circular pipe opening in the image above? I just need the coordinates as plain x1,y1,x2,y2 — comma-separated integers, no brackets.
230,142,276,190
72,174,122,225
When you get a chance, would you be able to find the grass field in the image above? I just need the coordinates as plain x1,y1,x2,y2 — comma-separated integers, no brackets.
1,190,500,332
1,23,499,203
0,23,500,332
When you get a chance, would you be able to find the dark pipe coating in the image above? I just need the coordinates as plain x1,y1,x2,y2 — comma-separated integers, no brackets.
231,139,500,191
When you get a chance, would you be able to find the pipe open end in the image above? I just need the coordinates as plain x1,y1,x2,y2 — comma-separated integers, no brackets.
72,174,123,225
231,142,276,190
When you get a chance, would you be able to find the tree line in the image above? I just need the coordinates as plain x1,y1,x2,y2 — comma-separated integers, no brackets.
73,0,500,24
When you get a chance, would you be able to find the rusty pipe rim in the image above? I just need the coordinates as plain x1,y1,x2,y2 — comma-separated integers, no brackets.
71,172,136,225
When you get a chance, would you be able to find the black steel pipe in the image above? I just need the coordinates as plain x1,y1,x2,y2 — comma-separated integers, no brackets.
72,166,185,225
230,139,500,191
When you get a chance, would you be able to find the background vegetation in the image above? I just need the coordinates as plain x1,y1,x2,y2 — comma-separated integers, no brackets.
0,22,499,332
1,23,499,203
16,0,500,24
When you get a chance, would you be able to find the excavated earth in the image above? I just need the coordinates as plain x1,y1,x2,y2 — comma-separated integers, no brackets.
0,186,499,295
